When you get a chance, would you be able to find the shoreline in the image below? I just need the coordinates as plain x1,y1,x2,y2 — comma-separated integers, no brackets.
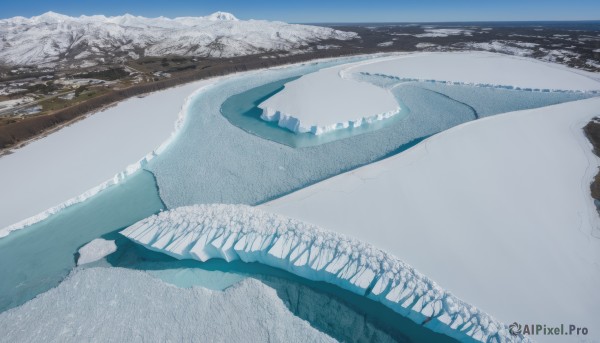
583,117,600,213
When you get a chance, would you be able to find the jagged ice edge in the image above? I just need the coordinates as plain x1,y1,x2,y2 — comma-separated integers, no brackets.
259,107,400,135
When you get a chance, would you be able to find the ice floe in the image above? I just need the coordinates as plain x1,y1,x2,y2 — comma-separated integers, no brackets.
258,62,400,135
76,238,117,265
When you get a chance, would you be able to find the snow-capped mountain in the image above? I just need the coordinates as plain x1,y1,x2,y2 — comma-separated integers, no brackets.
204,11,239,21
0,12,357,67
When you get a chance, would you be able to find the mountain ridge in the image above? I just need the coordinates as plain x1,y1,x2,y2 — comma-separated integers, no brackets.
0,12,357,67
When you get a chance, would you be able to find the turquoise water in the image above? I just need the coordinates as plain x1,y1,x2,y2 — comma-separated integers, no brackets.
0,170,164,311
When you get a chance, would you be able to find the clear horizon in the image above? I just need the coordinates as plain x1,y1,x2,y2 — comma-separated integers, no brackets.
1,0,599,23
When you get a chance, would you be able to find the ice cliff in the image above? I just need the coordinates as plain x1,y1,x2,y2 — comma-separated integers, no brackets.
121,204,531,343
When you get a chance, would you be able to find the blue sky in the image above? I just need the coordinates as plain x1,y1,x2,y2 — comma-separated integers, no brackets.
1,0,599,22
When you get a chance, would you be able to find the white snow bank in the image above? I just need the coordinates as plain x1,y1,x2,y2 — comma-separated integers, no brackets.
0,267,336,343
0,78,217,237
76,238,117,265
353,52,600,92
122,204,528,343
263,97,600,341
258,62,400,135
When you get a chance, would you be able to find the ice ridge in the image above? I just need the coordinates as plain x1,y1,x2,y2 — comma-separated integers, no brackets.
121,204,532,343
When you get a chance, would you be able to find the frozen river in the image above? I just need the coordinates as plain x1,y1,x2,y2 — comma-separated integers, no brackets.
1,53,595,342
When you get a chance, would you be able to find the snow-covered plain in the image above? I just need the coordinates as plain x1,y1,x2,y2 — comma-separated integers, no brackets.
258,62,400,134
354,52,600,91
76,239,117,265
122,204,521,342
0,78,215,236
414,28,473,38
263,96,600,340
0,267,336,342
0,11,357,67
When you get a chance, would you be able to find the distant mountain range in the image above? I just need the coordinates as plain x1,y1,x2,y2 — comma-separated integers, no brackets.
0,12,358,67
